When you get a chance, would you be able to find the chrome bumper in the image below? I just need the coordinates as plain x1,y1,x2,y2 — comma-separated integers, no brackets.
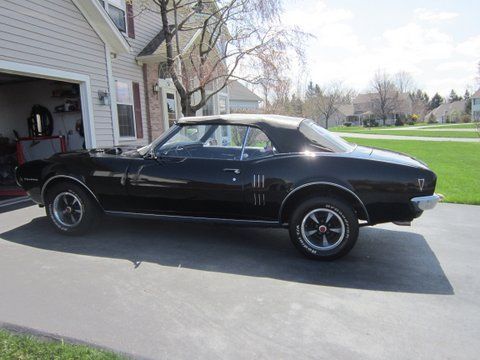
411,194,443,211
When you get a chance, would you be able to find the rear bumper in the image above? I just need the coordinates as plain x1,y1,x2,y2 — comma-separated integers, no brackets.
411,194,443,211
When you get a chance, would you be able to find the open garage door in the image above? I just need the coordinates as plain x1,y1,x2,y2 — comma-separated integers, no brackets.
0,72,91,204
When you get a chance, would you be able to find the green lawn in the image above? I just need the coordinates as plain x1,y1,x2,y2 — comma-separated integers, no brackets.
330,123,428,132
0,330,123,360
331,127,478,138
427,123,478,129
343,137,480,205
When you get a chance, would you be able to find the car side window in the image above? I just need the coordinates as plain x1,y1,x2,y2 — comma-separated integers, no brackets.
156,124,248,160
242,127,277,160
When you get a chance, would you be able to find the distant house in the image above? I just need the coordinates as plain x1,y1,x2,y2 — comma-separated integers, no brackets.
425,100,467,123
351,93,413,125
472,89,480,122
316,104,356,128
228,81,262,113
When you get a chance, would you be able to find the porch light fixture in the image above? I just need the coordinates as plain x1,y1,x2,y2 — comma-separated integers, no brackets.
98,90,110,106
153,83,160,94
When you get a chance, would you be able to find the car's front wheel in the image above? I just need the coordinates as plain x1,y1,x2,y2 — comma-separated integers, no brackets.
289,197,359,260
45,182,100,235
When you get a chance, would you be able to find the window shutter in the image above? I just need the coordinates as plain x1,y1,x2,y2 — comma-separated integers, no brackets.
132,82,143,138
126,2,135,38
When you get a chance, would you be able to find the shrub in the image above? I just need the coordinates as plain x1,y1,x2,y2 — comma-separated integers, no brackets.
410,114,420,122
427,114,437,124
362,118,379,127
395,118,404,126
343,122,352,127
461,114,471,123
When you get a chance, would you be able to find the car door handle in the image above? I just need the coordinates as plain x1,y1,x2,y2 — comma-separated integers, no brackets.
223,168,241,174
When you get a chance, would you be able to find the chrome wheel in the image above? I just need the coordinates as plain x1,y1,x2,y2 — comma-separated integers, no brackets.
300,208,345,251
52,191,83,227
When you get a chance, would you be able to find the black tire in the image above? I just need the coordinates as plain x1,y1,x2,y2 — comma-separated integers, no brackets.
289,197,359,260
45,182,100,235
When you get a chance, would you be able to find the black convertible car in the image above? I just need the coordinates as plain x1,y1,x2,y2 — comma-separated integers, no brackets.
16,114,441,260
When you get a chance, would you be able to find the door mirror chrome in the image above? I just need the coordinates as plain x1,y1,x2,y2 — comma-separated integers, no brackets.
144,151,158,160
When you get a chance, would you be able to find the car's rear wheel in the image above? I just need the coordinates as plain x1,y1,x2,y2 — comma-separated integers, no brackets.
289,197,359,260
45,182,100,235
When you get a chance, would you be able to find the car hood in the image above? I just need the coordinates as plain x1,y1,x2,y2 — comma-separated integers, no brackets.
352,145,428,169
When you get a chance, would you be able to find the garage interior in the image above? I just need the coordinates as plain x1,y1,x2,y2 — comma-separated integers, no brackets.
0,72,85,204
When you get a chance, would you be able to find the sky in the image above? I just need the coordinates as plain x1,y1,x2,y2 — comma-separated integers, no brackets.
282,0,480,97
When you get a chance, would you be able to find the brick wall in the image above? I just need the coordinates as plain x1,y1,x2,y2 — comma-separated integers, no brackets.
143,63,165,141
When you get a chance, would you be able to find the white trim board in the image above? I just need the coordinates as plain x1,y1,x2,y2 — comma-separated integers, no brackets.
0,60,97,149
72,0,130,55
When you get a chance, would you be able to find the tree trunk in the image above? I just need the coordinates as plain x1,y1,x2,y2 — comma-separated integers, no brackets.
181,94,196,117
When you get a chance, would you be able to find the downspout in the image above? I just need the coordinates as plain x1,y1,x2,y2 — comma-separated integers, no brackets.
105,45,120,145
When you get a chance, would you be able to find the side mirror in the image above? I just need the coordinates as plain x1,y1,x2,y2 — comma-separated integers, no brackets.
144,150,157,160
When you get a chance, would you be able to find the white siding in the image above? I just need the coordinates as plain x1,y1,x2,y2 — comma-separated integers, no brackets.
0,0,114,147
230,100,260,111
111,1,164,145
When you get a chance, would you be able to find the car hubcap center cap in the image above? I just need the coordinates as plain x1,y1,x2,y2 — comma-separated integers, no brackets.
65,206,72,214
319,225,327,233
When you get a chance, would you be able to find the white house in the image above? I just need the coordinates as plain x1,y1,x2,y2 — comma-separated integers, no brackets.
472,89,480,122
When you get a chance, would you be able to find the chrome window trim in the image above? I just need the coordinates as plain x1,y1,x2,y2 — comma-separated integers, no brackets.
239,126,251,161
278,181,370,223
40,175,102,209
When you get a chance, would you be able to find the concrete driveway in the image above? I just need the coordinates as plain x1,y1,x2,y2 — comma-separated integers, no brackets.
0,203,479,359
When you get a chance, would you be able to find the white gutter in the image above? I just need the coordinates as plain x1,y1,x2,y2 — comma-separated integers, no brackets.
72,0,130,54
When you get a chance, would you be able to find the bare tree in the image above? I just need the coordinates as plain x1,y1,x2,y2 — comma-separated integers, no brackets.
394,71,415,93
141,0,304,116
304,82,353,129
263,77,292,115
409,89,429,120
370,70,400,126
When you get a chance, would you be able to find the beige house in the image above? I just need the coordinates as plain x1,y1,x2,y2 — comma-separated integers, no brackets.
425,100,467,124
0,0,228,151
352,93,413,125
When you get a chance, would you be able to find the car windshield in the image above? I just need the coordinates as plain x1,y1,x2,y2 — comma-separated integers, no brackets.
137,125,179,156
299,119,355,153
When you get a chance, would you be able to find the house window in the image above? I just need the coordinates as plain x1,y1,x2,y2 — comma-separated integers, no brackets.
203,96,215,116
473,99,480,106
99,0,126,33
115,80,136,138
219,96,228,115
166,92,177,127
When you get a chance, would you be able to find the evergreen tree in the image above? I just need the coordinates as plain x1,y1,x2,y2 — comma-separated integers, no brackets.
305,81,320,99
305,81,316,99
429,93,444,110
290,94,303,117
448,89,461,103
